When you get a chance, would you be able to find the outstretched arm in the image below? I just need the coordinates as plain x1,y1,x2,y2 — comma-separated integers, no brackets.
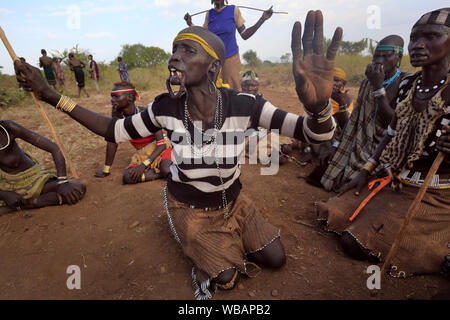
238,7,273,40
15,61,161,143
4,120,67,177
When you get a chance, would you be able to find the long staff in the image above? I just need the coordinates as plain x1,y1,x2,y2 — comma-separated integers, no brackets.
380,152,445,276
191,6,288,17
0,26,79,179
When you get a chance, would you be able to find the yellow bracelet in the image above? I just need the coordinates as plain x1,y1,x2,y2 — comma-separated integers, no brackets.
56,95,77,113
362,161,376,173
103,165,111,174
142,159,151,167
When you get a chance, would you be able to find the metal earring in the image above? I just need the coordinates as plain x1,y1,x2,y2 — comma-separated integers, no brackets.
208,79,216,95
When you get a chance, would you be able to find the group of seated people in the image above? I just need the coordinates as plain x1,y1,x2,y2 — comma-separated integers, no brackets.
1,7,449,299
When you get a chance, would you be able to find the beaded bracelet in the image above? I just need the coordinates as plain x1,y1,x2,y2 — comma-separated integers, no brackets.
362,161,376,173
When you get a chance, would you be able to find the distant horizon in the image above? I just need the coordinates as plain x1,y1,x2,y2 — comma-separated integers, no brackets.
0,0,447,75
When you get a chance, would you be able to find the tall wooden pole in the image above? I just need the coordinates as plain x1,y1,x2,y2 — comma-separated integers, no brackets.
381,152,445,275
0,27,79,179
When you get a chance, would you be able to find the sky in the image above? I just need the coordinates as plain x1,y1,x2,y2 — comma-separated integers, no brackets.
0,0,448,75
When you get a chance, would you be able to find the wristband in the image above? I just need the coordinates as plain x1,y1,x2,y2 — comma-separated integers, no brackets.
57,176,67,180
373,87,386,98
103,165,111,174
156,139,166,146
362,161,376,173
142,159,151,167
57,179,69,185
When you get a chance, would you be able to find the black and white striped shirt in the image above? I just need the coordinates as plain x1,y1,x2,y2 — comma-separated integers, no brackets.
105,89,334,207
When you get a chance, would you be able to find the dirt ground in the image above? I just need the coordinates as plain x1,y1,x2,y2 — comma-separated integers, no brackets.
0,85,447,300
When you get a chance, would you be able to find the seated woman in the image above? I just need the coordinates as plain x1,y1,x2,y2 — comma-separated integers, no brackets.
316,8,450,278
93,81,172,184
0,120,86,214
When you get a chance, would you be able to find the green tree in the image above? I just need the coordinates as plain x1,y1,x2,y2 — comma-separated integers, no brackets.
51,44,92,66
242,50,261,67
119,44,170,69
339,38,368,55
280,53,291,63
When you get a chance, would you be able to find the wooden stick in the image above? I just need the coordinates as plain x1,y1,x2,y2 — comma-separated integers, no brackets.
237,6,288,14
191,6,288,17
0,26,79,179
381,152,445,276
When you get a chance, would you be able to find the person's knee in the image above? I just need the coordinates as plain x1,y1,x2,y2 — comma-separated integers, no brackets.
160,161,172,178
340,231,369,261
214,268,238,288
69,181,87,201
248,238,286,268
122,171,134,184
265,242,286,268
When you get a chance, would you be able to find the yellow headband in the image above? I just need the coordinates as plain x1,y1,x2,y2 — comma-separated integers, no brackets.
334,67,347,82
173,33,230,89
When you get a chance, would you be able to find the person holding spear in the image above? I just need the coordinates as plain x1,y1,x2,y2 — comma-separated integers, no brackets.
316,8,450,279
184,0,274,90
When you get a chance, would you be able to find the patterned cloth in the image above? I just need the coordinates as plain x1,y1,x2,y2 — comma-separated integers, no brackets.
0,158,55,208
127,139,172,174
53,61,65,84
90,60,100,80
380,72,450,175
165,190,280,279
321,76,406,191
316,186,450,277
118,62,130,82
43,67,56,86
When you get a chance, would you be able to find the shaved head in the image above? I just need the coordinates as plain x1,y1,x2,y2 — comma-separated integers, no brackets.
379,35,404,47
176,26,226,66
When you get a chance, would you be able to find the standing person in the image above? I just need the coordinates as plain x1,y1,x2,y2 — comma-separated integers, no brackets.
94,81,172,183
89,55,100,93
39,49,56,90
52,57,65,90
68,53,89,98
316,8,450,279
117,57,130,82
15,12,342,299
184,0,273,90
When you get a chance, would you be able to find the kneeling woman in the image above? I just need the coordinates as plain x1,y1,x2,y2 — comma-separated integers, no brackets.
316,8,450,279
15,11,342,299
0,120,86,214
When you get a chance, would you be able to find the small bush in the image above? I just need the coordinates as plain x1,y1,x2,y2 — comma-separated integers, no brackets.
0,88,26,107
